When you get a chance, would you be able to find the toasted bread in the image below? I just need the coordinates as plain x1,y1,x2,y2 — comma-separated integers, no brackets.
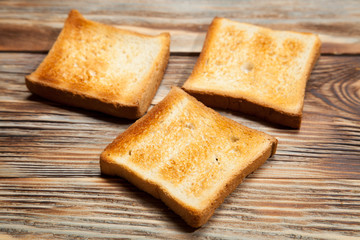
25,10,170,119
183,17,321,128
100,87,277,227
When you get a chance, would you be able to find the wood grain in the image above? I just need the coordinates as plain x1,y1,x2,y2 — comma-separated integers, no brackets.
1,2,360,238
0,0,360,53
0,177,359,239
0,53,359,178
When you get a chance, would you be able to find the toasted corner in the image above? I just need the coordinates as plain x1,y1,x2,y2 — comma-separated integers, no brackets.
68,9,83,19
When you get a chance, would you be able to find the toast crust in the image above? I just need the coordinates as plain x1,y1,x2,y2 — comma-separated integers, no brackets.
183,17,321,128
25,10,170,119
100,87,277,227
180,89,303,128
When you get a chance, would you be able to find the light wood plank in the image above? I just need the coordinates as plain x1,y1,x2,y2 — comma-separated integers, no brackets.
0,0,360,53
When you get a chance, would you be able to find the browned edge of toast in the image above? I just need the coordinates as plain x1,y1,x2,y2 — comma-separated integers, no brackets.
136,32,170,118
100,86,278,227
25,9,170,119
183,17,322,129
181,88,302,128
25,78,139,118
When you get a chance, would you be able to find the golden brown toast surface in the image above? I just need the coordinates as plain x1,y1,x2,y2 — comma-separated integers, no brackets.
100,87,277,227
26,10,170,118
183,17,321,128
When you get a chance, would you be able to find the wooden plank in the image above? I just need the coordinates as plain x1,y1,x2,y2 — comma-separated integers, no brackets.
0,53,359,178
0,0,360,54
0,177,359,239
0,1,359,239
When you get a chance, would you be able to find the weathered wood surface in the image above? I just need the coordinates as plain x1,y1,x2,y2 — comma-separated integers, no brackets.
0,178,359,239
1,53,360,239
1,1,360,239
0,0,360,54
1,53,359,179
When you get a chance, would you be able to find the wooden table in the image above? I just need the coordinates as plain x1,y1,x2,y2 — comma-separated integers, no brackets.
1,1,359,239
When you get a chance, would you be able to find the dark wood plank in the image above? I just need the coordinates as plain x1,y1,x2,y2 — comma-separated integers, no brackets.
0,177,359,239
0,53,359,178
0,0,360,53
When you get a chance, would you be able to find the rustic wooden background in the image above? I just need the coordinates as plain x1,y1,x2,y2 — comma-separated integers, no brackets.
1,0,360,239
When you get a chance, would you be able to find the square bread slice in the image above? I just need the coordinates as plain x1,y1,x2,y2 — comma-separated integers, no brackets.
183,17,321,128
100,87,277,227
25,10,170,119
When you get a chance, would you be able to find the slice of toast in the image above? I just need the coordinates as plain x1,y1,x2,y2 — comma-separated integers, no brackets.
182,17,321,128
25,10,170,119
100,87,277,227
